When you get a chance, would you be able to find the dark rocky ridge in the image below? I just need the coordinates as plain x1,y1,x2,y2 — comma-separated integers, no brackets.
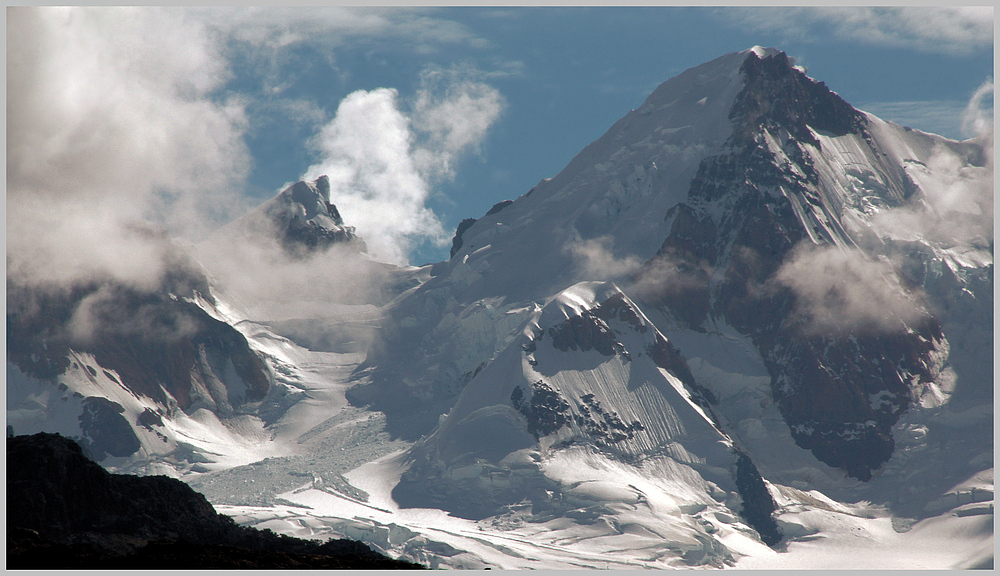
6,432,422,569
450,217,478,258
636,50,945,481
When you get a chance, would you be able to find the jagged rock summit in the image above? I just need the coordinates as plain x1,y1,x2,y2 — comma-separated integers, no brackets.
256,175,366,256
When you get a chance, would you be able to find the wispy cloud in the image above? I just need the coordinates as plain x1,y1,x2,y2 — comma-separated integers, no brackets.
870,80,994,248
565,236,646,282
720,7,993,56
772,243,930,336
410,64,506,181
193,7,487,59
961,78,995,139
859,78,994,141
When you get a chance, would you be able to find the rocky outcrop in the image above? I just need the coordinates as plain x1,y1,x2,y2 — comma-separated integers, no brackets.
6,432,422,569
450,218,478,258
573,393,645,447
733,451,782,546
730,51,867,146
510,381,572,439
77,397,142,461
265,177,365,257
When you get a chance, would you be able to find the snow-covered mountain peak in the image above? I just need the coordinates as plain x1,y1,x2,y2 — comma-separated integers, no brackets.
391,281,785,552
445,47,858,284
267,176,348,232
748,45,782,59
536,281,626,327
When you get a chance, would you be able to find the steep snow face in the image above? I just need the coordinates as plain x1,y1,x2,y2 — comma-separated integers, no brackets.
412,282,726,465
451,49,759,289
391,282,783,555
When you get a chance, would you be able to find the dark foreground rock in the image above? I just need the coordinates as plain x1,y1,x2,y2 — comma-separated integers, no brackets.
6,432,423,570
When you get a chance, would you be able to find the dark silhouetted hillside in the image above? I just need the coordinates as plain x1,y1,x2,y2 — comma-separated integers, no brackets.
6,432,423,569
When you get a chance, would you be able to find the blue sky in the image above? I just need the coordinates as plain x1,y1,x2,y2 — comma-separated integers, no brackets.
8,6,994,267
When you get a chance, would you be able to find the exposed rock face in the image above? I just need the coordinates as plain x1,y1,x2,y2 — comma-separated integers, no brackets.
450,218,478,258
548,307,621,357
510,380,572,439
636,51,946,481
6,432,422,569
573,392,645,447
729,51,867,145
77,397,141,461
509,380,648,448
733,451,781,546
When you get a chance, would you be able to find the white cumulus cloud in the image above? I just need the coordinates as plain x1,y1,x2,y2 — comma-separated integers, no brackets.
301,67,504,265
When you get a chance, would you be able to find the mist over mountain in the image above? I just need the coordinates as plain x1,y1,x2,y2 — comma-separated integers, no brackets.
7,47,992,569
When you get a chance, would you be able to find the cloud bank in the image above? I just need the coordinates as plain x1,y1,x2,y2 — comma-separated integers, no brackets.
7,7,250,292
8,5,504,303
195,6,485,54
